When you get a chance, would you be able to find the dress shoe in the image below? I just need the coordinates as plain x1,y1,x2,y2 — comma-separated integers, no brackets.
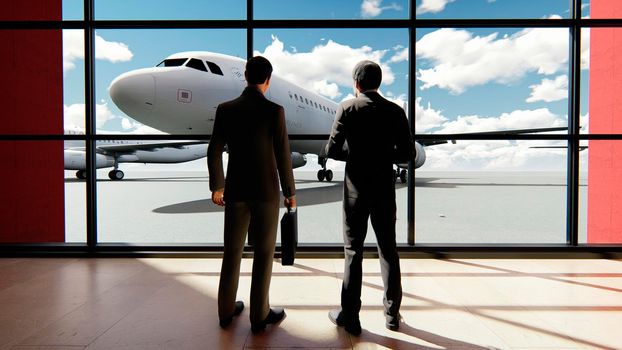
328,309,362,336
385,313,401,331
219,301,244,328
251,307,285,333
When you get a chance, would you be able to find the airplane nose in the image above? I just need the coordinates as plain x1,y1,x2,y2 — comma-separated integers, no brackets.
109,71,155,118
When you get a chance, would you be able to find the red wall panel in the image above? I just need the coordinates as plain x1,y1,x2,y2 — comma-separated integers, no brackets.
0,1,61,20
0,1,65,243
587,0,622,243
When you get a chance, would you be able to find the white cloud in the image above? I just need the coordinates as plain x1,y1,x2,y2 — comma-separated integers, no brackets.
581,28,590,69
63,31,133,72
416,25,569,94
437,108,566,134
63,103,86,130
256,36,396,100
63,102,116,130
94,33,133,63
423,139,569,171
63,30,83,72
64,102,163,134
395,97,571,170
416,0,455,15
361,0,403,18
312,80,341,99
129,124,166,135
526,75,568,103
414,97,447,132
390,47,409,63
121,117,136,130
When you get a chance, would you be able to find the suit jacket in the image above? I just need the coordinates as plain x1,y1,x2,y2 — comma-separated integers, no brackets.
208,87,296,202
325,91,415,198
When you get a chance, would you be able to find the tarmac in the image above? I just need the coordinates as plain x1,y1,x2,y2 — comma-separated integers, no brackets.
63,169,587,245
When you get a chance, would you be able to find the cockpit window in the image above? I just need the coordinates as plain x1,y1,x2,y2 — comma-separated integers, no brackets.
186,58,208,72
205,61,224,76
156,58,188,67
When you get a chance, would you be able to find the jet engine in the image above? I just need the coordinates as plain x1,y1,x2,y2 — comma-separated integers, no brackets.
64,150,115,170
291,152,307,169
413,142,426,169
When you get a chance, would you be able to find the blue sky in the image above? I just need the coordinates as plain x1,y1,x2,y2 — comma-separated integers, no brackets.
61,0,592,170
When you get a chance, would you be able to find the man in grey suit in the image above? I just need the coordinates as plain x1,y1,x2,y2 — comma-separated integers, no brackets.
325,60,415,335
208,56,296,333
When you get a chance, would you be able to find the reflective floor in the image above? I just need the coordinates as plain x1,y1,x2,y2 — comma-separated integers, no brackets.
1,257,621,349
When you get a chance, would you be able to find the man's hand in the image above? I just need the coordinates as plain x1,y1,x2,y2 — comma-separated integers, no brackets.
284,196,296,210
212,189,225,207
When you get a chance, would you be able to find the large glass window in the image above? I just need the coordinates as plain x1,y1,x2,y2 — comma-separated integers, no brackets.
254,28,410,244
414,0,569,19
94,29,246,135
93,0,246,20
255,0,409,20
92,29,245,243
415,27,569,134
62,0,83,20
4,1,622,251
415,140,568,244
95,147,216,243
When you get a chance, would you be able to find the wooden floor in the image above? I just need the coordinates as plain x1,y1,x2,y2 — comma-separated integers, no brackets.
1,257,621,349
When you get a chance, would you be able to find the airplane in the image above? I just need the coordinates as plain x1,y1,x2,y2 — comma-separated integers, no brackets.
108,51,568,183
63,130,208,180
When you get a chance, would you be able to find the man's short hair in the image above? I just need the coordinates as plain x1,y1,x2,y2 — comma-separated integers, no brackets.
245,56,273,84
352,60,382,91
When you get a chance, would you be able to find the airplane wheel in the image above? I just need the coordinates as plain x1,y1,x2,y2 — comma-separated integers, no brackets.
76,170,87,180
393,169,398,183
109,170,124,180
400,169,407,184
317,169,325,182
325,169,333,182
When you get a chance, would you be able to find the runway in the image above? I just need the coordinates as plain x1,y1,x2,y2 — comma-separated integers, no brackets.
64,169,587,245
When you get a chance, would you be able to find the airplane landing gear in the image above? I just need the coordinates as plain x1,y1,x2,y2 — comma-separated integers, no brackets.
394,167,408,184
108,169,124,180
76,170,87,180
317,168,333,182
317,157,333,182
108,159,124,180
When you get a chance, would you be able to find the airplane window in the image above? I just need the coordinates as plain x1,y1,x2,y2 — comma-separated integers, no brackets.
186,58,207,72
305,98,309,104
314,102,318,108
294,94,298,101
156,58,188,67
206,61,224,75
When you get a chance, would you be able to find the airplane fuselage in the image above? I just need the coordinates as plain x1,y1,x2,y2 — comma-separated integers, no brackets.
109,52,338,157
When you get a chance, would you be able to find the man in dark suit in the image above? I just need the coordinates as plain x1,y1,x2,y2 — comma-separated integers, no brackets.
324,60,415,335
208,56,296,333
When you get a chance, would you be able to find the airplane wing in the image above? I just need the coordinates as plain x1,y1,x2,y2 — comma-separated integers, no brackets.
96,141,206,153
67,140,206,153
418,127,568,147
530,145,589,151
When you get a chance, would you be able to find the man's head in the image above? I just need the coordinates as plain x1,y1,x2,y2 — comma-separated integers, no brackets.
352,60,382,93
245,56,273,85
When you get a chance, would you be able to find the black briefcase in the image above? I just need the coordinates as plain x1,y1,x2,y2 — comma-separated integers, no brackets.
280,207,298,266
